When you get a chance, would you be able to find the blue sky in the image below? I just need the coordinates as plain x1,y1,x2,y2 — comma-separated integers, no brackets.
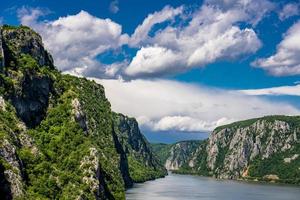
1,0,300,143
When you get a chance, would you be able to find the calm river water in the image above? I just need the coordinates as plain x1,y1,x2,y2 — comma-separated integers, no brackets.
126,173,300,200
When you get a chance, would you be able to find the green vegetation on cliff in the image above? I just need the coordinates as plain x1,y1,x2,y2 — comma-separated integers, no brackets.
215,115,300,132
153,117,300,185
248,143,300,184
150,143,173,166
151,140,204,172
113,113,166,184
0,25,166,200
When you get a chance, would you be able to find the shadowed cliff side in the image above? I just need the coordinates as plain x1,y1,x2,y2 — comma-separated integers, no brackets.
113,113,167,183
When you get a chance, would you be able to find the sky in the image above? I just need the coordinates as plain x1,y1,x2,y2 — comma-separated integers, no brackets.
1,0,300,143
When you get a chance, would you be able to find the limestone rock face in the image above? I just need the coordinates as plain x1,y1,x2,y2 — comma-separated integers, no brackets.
0,96,5,110
0,30,4,68
80,148,99,194
0,139,24,199
164,141,201,170
284,154,299,163
153,116,300,184
206,119,299,179
72,98,88,133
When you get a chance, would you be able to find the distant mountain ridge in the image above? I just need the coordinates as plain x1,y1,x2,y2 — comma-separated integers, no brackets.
152,116,300,185
0,25,166,200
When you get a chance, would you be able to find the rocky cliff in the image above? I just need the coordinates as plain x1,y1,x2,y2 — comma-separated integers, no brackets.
113,113,166,184
151,141,202,171
0,25,166,200
154,116,300,184
205,116,300,184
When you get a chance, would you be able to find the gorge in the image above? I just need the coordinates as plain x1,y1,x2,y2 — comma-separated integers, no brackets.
0,25,299,200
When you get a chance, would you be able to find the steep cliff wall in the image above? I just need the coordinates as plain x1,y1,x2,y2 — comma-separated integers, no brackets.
151,141,201,171
113,113,166,183
205,116,300,183
0,25,166,200
154,116,300,184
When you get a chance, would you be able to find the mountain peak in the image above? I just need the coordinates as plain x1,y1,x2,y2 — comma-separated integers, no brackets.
0,25,54,71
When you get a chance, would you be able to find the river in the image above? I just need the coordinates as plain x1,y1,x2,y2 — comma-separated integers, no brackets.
126,173,300,200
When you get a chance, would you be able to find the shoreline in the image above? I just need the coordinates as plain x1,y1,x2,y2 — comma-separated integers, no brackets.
125,173,167,191
170,170,300,187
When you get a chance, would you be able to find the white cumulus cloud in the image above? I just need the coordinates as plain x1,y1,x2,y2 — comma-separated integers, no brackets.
152,116,231,132
18,8,129,78
205,0,274,25
129,5,183,47
125,46,183,77
253,20,300,76
125,4,262,78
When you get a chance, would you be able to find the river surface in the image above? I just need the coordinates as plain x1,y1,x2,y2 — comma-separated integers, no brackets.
126,173,300,200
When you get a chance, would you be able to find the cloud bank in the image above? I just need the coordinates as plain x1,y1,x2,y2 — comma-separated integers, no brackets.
240,84,300,96
93,79,300,132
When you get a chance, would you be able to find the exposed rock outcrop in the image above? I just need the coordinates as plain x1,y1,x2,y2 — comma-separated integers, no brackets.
113,113,167,183
72,98,88,133
164,141,201,170
0,96,5,110
0,25,55,128
0,140,24,198
284,154,299,163
80,148,100,194
154,116,300,184
0,30,4,68
0,25,54,69
206,118,299,179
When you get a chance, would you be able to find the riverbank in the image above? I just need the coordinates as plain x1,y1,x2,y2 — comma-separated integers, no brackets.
171,170,300,186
